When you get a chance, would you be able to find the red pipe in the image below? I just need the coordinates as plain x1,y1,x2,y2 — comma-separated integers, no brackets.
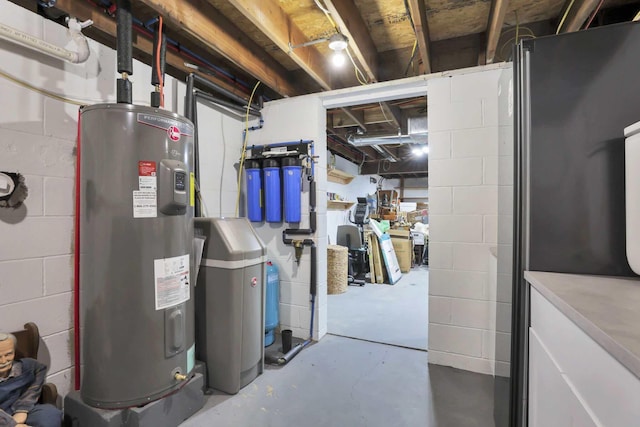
74,108,82,390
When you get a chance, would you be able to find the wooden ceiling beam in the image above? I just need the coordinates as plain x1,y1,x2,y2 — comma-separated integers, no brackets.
340,108,367,132
54,0,243,97
323,0,379,82
226,0,337,91
406,0,432,74
485,0,509,64
136,0,298,97
557,0,600,33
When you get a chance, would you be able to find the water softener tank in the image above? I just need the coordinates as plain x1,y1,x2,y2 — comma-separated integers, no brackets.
264,261,279,347
263,159,281,223
79,104,195,408
246,161,262,222
194,217,265,394
282,157,302,223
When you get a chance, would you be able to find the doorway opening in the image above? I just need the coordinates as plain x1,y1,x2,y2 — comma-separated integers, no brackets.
320,86,429,351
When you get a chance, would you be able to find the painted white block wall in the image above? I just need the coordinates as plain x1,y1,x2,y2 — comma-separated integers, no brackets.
495,67,514,378
248,96,327,340
427,67,505,374
0,1,245,399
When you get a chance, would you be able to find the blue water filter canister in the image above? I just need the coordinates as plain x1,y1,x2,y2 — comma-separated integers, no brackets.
245,161,262,222
263,159,282,223
282,157,302,223
265,261,280,347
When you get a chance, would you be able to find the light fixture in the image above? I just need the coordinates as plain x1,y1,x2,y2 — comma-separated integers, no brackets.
328,33,348,51
288,33,349,68
412,145,428,156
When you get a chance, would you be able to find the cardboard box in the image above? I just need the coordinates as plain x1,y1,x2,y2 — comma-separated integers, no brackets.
390,235,412,273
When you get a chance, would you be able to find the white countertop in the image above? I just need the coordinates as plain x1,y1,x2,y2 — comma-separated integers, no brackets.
525,271,640,379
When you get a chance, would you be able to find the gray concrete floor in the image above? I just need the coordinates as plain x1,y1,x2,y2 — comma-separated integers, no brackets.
328,265,429,350
181,334,495,427
181,265,495,427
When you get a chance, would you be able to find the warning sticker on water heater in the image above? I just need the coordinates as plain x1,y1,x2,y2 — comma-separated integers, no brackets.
133,191,157,218
154,254,190,310
138,161,157,190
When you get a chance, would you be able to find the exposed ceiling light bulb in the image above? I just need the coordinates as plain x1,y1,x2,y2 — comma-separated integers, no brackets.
422,146,429,153
331,51,346,67
412,147,424,156
328,33,348,51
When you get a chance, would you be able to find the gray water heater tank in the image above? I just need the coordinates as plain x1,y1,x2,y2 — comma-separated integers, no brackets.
195,218,265,394
79,104,195,408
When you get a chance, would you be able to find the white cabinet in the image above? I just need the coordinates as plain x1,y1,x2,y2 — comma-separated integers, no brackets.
528,286,640,427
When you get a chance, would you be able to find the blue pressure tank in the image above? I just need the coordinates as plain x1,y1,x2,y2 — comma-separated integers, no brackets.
263,159,281,223
282,157,302,223
246,161,262,222
265,261,279,347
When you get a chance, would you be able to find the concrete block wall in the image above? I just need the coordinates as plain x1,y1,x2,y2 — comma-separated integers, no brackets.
495,67,514,378
427,67,505,374
248,95,327,340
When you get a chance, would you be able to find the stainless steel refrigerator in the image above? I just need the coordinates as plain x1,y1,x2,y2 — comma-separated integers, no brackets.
497,21,640,427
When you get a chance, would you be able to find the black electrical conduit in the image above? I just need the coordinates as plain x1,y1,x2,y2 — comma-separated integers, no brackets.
195,90,262,119
274,157,317,365
191,73,261,113
116,0,132,104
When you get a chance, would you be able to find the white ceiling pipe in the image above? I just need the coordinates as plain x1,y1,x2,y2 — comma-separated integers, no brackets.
0,17,91,64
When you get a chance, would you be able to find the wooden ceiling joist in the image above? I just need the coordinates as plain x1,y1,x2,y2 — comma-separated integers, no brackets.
137,0,298,97
406,0,432,74
485,0,509,64
323,0,379,82
226,0,336,91
55,0,243,97
557,0,601,33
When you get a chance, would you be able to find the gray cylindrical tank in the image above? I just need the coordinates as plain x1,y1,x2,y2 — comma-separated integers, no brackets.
194,218,265,394
80,104,195,408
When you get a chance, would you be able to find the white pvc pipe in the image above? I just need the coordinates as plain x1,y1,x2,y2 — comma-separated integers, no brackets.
0,18,90,64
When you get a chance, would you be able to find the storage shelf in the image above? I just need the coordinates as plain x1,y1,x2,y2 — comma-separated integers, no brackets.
327,168,355,185
327,200,355,210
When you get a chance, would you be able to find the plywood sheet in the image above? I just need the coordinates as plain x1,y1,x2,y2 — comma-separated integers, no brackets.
354,0,416,52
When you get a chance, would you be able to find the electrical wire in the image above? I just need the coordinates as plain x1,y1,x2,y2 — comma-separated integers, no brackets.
155,16,164,108
0,68,85,106
404,39,418,77
314,0,339,31
220,113,226,217
235,80,262,216
556,0,576,34
345,47,368,85
584,0,605,28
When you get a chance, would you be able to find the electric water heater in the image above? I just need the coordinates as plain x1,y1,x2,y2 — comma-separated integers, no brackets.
79,104,195,408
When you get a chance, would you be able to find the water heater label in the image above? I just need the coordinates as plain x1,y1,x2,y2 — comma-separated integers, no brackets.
137,113,194,137
133,191,157,218
154,254,190,310
138,161,157,190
